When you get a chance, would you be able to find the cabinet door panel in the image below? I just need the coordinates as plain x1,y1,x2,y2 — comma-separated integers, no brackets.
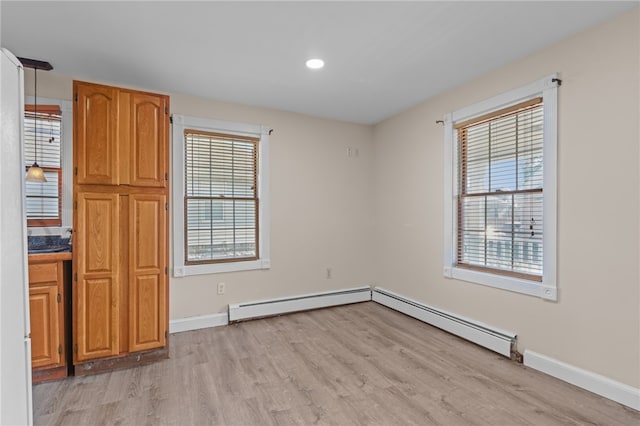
129,194,166,351
132,275,161,347
130,93,167,187
29,286,60,368
75,192,119,361
80,278,117,356
74,82,119,185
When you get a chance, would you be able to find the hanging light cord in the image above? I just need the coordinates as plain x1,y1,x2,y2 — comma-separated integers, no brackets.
33,68,38,165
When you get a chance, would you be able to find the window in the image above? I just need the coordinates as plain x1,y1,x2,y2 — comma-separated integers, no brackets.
457,99,543,280
185,130,258,264
444,75,558,300
24,105,62,227
24,97,72,232
172,115,270,276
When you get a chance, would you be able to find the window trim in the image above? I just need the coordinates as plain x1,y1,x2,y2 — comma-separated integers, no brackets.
24,96,72,235
172,114,271,277
443,75,558,300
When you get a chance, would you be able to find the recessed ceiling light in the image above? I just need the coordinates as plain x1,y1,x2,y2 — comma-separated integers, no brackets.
305,58,324,70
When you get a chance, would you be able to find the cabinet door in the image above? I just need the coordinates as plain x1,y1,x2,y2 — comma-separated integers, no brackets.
74,82,119,185
74,192,120,361
29,285,61,368
129,193,167,352
129,93,168,188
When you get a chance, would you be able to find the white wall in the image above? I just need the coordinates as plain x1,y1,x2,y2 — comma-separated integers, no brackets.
169,94,375,317
372,8,640,388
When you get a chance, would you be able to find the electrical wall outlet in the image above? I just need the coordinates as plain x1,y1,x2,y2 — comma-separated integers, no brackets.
217,282,226,295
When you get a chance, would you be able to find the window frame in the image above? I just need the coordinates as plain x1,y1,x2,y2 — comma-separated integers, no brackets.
443,75,558,300
172,114,271,277
456,99,544,281
24,105,62,227
183,129,259,265
24,96,72,234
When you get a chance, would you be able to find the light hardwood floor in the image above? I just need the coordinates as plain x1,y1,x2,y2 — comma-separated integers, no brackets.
34,302,639,425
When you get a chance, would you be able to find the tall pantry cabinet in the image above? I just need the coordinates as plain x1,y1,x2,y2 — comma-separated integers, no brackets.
72,81,169,370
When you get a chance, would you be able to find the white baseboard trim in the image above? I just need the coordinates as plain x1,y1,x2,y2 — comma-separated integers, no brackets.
169,313,229,334
372,287,516,358
228,286,372,322
524,350,640,411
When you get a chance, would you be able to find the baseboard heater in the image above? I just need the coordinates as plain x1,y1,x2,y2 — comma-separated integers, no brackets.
228,286,372,322
372,287,516,358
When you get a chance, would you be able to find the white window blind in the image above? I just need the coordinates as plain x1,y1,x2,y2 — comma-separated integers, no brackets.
457,99,544,280
24,106,62,226
184,130,258,264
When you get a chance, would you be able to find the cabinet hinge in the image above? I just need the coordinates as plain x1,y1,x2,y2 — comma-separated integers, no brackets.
165,202,168,210
164,172,168,181
74,344,78,354
58,345,62,354
74,93,78,102
165,106,169,115
73,200,78,209
74,166,78,176
57,293,61,303
165,330,168,338
164,266,168,275
169,115,173,124
73,272,78,282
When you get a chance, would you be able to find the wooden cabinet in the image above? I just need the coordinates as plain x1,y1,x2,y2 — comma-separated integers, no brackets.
75,82,168,188
30,283,61,368
128,193,167,351
128,92,168,187
73,81,169,369
75,83,119,186
74,192,120,361
28,255,70,382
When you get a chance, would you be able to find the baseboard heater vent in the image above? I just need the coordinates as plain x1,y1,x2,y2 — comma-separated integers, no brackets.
229,286,372,322
372,287,516,357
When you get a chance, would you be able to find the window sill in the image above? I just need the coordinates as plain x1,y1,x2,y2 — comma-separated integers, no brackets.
174,258,271,277
444,266,557,301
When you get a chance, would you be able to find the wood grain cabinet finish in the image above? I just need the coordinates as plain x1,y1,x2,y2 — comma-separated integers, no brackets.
74,192,120,362
129,93,168,188
73,81,169,367
28,258,67,380
129,193,167,351
75,81,169,188
74,83,119,185
29,284,61,368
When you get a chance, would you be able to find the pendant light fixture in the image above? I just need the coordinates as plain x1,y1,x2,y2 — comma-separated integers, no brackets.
25,67,46,182
19,57,54,183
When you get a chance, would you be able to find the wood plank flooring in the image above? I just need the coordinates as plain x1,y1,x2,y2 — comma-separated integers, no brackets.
33,302,639,425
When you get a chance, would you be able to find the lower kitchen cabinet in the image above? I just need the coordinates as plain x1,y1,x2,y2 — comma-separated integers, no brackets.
28,254,71,383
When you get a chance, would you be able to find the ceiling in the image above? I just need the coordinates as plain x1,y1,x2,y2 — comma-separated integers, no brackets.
1,1,637,124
